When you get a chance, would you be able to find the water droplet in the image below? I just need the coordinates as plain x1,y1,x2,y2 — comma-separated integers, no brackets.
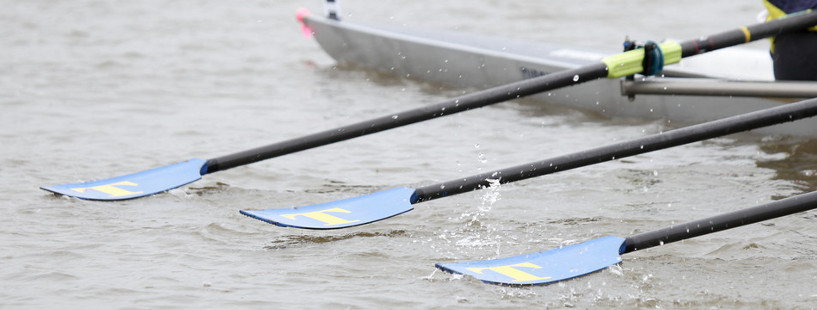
391,115,399,119
573,75,579,82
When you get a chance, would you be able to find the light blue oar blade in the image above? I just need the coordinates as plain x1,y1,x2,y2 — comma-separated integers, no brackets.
436,235,626,285
41,158,207,201
240,187,416,229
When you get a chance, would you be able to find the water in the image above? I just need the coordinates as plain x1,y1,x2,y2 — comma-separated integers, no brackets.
3,0,817,308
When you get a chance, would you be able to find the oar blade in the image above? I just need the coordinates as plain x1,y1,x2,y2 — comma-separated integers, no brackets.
436,236,626,285
240,187,416,229
41,158,207,200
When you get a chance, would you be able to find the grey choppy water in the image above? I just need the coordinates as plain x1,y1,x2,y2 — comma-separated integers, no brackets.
2,0,817,308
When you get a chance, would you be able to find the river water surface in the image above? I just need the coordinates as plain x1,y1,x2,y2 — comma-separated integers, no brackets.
3,0,817,308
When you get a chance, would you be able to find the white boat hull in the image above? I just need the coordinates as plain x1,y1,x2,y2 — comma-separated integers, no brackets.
304,16,817,137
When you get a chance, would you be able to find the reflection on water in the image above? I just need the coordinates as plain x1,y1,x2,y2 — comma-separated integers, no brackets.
757,137,817,195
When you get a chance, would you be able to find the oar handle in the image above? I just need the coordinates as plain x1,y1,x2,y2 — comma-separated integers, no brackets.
204,64,608,174
413,97,817,202
623,190,817,253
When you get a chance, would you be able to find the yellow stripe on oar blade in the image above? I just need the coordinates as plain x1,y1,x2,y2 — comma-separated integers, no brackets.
240,187,416,229
40,159,207,200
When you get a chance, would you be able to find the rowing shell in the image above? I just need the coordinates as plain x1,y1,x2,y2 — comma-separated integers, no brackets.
302,15,817,137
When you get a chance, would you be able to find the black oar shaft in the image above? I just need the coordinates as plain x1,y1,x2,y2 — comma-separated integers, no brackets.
204,64,608,173
206,10,817,174
414,97,817,202
679,10,817,57
623,190,817,253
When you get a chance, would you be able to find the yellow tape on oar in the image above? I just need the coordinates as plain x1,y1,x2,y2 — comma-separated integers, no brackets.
602,42,682,78
740,27,751,42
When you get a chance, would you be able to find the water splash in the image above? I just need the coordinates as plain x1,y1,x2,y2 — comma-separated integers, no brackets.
447,178,504,251
477,152,488,164
480,178,502,207
607,264,624,276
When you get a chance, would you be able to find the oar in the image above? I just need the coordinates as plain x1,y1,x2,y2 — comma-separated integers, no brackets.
41,10,817,201
240,96,817,228
436,189,817,285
